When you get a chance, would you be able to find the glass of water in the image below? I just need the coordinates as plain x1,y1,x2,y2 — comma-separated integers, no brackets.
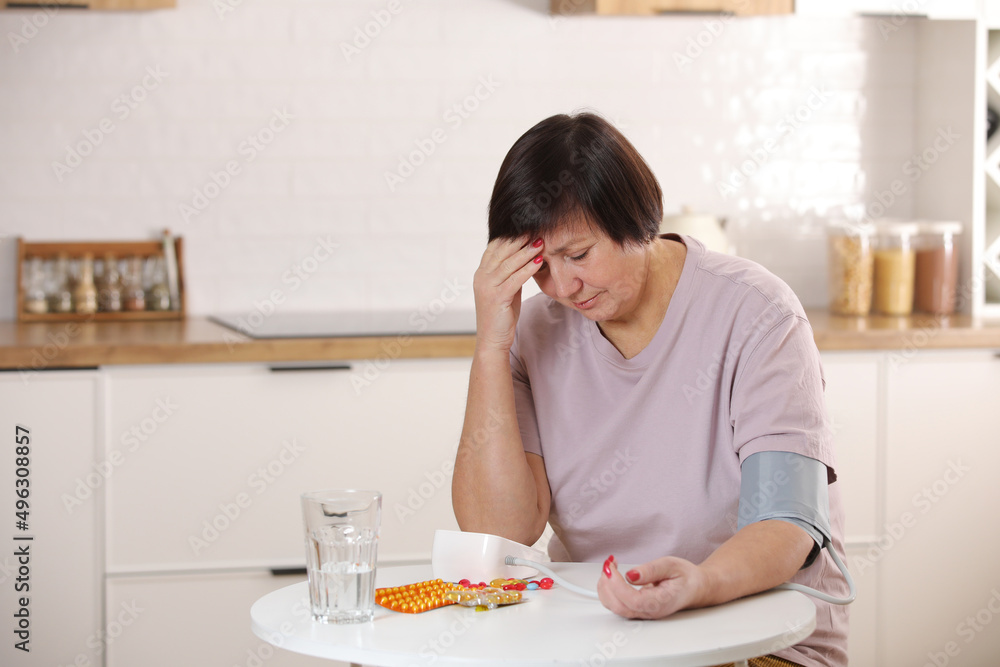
301,489,382,623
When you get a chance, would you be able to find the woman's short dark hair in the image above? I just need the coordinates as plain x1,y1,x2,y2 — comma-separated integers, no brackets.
488,112,662,246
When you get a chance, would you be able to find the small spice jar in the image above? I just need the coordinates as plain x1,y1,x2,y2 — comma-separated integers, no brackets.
21,257,48,314
73,253,99,314
873,221,919,316
827,221,875,316
98,253,123,312
913,221,962,315
48,253,74,314
121,256,146,312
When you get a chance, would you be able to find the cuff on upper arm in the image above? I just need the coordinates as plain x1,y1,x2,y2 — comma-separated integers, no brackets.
737,451,832,569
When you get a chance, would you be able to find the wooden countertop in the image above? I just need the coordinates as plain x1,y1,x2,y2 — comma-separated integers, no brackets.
1,311,999,369
0,317,477,370
806,310,1000,351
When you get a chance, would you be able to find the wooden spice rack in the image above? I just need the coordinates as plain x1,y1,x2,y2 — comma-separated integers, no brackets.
16,234,185,322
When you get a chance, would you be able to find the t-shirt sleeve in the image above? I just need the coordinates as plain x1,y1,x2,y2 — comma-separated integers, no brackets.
510,336,543,457
730,310,837,483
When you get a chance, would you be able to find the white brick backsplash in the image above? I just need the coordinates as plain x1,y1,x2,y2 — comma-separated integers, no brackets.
290,83,373,120
283,44,367,83
211,197,370,237
292,0,438,47
444,233,488,276
440,0,557,46
370,195,451,236
441,158,500,200
215,271,369,314
293,158,414,198
0,0,926,318
368,270,469,311
0,198,65,236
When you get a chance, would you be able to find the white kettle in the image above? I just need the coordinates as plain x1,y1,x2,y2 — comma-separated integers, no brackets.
661,206,729,254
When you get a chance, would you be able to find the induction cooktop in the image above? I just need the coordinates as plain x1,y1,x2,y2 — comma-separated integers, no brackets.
209,310,477,339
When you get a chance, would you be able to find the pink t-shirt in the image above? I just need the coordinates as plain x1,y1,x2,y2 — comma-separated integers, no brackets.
510,235,849,667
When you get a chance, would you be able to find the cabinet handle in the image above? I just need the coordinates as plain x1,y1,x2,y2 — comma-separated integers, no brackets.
4,2,88,7
267,364,352,373
0,366,98,373
269,567,307,576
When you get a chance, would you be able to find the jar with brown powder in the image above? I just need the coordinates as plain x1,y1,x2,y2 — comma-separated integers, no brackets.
914,221,962,315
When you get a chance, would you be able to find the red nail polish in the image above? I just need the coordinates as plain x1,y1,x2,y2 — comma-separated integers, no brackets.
533,255,543,264
532,238,543,248
603,557,612,578
609,554,615,563
626,569,640,582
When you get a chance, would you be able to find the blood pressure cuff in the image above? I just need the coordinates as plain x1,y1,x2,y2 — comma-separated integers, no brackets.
738,451,832,569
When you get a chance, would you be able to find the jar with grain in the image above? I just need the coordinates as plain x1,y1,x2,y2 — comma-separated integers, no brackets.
873,221,919,316
827,222,874,316
914,221,962,315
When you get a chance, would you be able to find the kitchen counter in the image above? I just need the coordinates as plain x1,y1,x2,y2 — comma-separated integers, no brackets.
1,311,999,369
806,310,1000,351
0,317,477,370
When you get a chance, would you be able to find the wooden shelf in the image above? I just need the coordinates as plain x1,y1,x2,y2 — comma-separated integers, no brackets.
17,234,185,323
550,0,793,16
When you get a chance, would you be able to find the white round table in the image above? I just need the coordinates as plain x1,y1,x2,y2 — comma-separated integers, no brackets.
251,563,815,667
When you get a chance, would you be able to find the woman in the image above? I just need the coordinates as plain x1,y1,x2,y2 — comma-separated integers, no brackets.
451,112,848,667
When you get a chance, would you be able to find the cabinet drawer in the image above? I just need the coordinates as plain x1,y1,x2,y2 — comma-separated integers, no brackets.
0,373,102,667
106,571,338,667
821,353,879,543
105,360,469,571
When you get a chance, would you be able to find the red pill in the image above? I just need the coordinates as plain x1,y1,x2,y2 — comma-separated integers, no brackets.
459,579,471,587
539,578,553,589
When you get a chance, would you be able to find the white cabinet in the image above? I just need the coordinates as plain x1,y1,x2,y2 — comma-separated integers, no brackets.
844,544,879,667
0,371,102,667
105,571,336,667
822,350,1000,667
820,353,880,667
821,353,880,544
102,358,471,665
881,350,1000,666
796,0,978,19
104,359,469,571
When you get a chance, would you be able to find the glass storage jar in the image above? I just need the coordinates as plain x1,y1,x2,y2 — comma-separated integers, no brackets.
873,221,919,316
827,221,874,316
914,221,962,315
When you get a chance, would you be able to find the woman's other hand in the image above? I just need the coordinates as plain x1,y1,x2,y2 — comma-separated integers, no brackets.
473,235,544,354
597,521,814,620
596,555,709,620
